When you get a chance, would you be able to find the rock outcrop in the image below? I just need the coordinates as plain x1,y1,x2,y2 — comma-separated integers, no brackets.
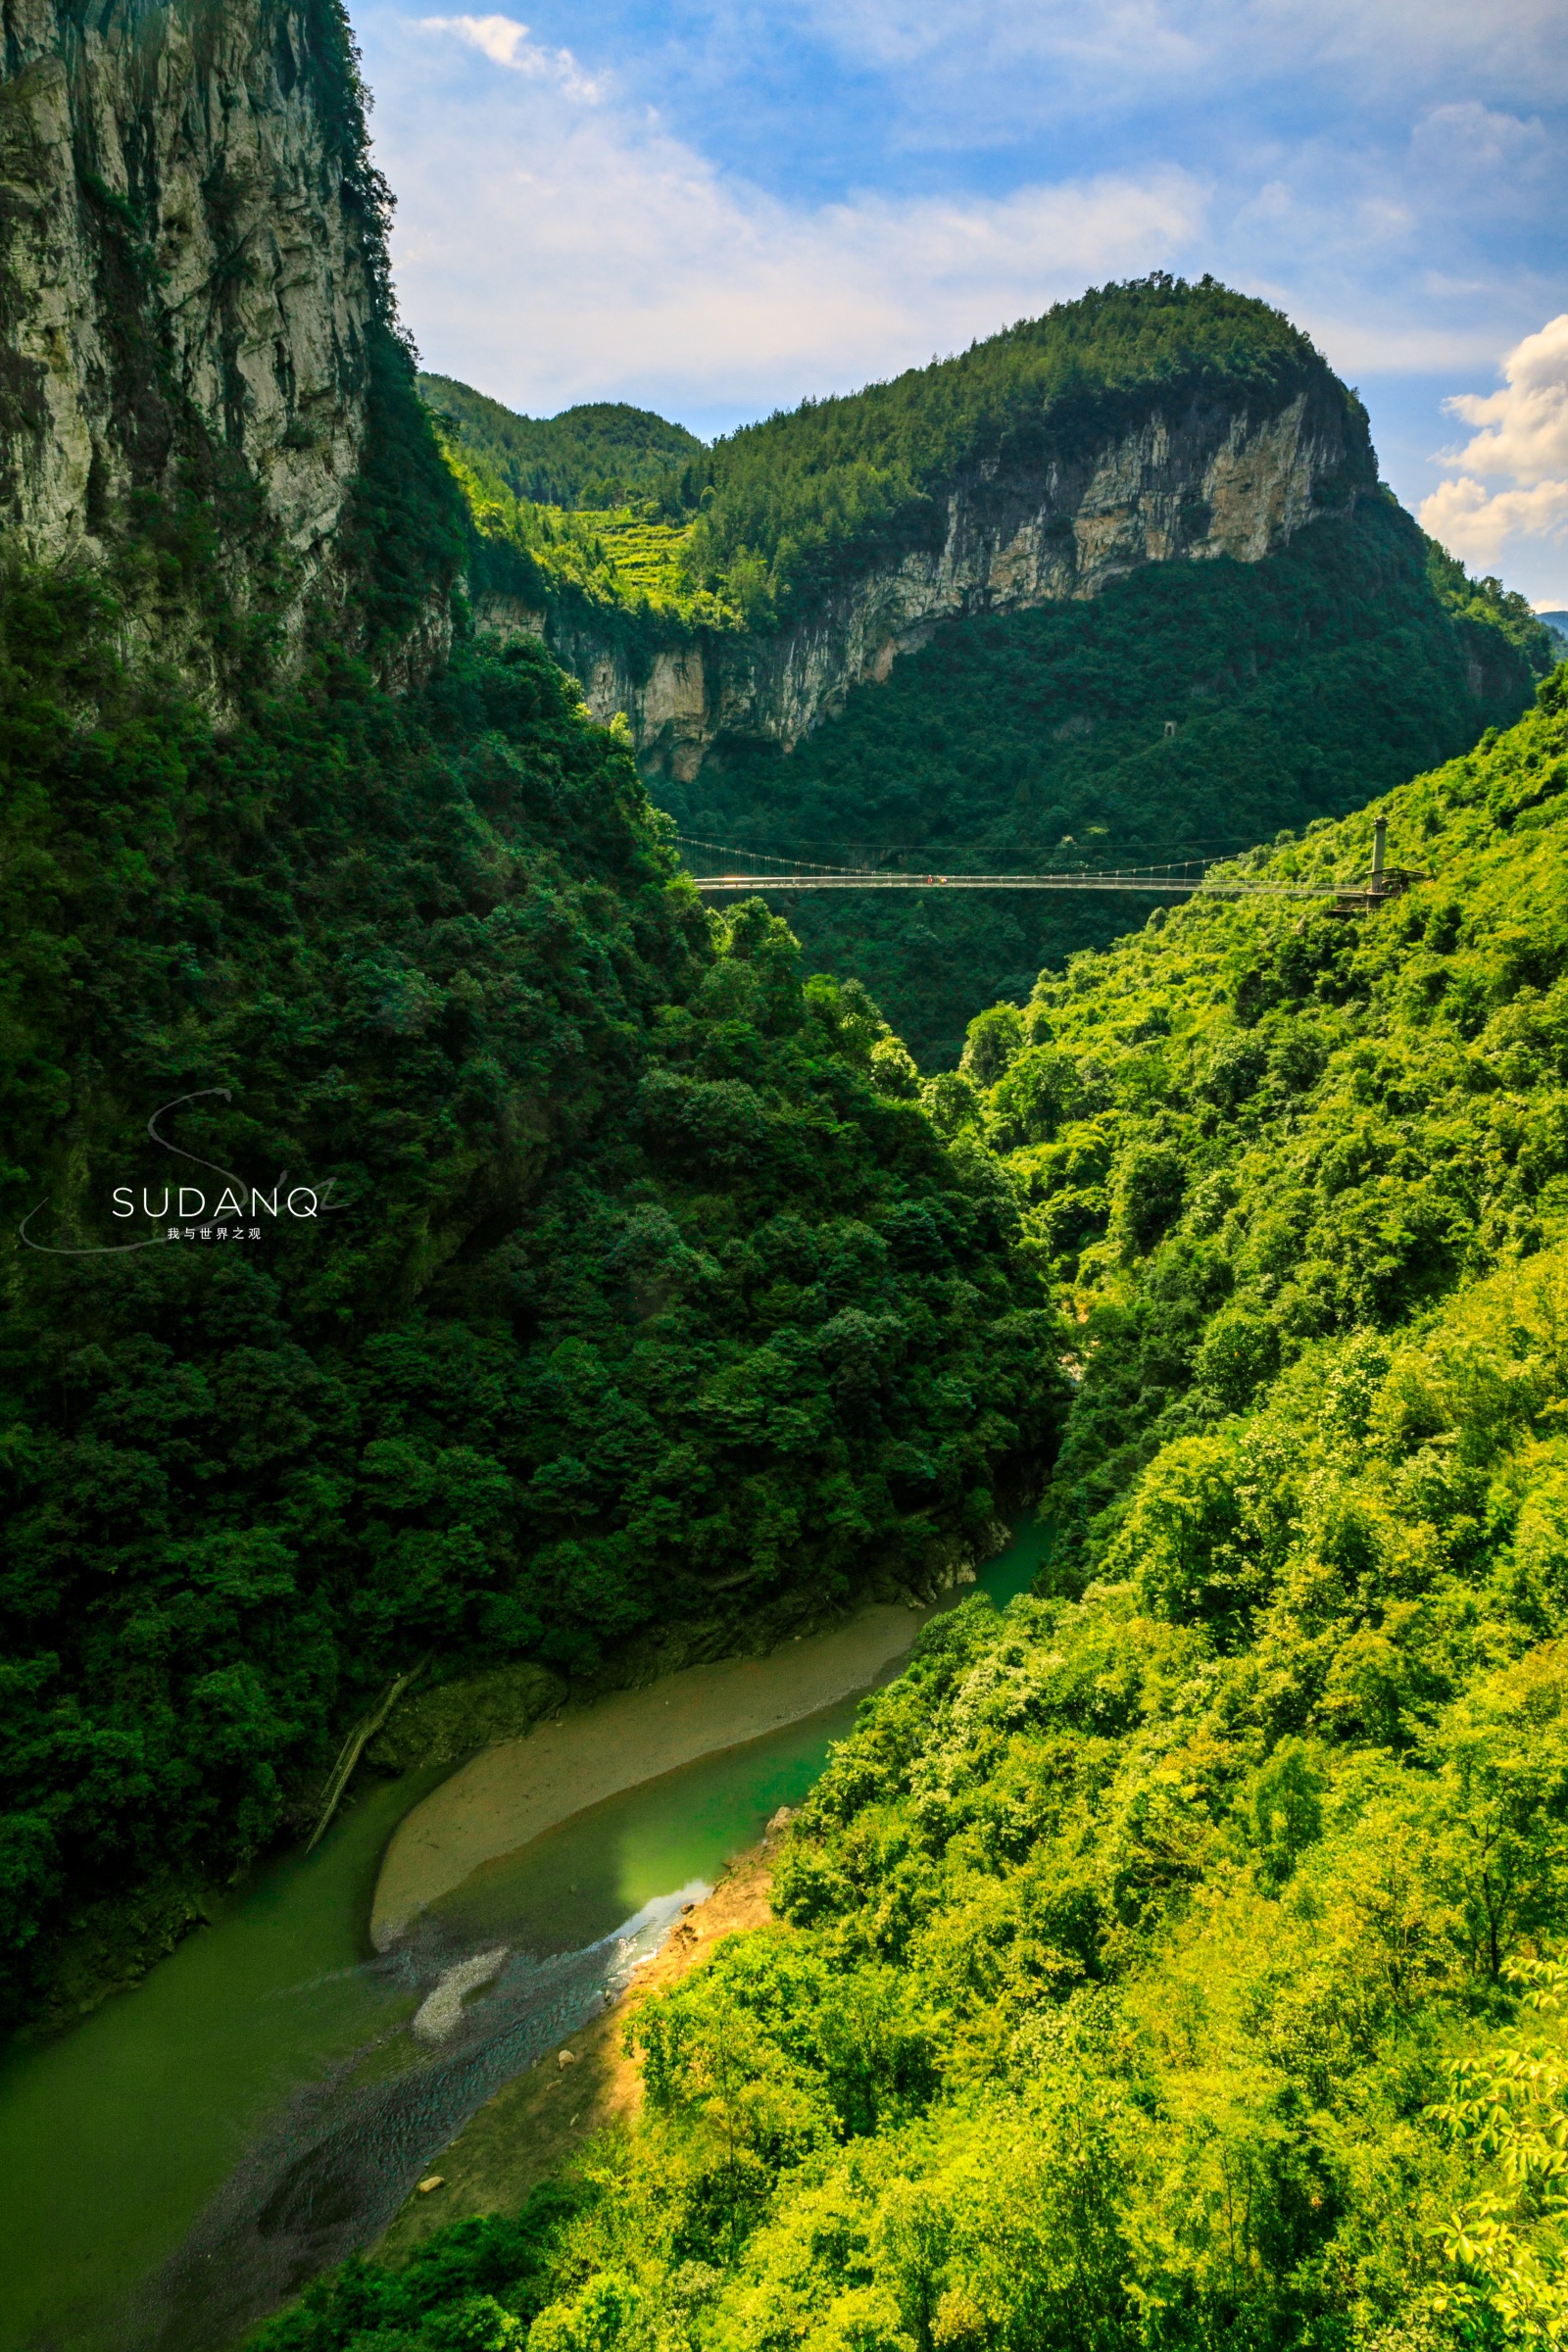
0,0,378,655
492,375,1375,782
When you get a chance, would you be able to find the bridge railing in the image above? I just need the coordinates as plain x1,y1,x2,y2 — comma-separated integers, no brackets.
671,835,1407,907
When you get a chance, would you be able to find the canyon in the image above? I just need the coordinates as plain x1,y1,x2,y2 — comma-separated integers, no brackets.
486,378,1376,782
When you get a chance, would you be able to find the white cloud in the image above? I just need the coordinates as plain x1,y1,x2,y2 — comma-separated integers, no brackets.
421,12,527,67
1409,101,1548,185
782,0,1568,105
1419,316,1568,570
375,47,1207,419
1441,314,1568,484
417,15,603,102
345,0,1568,600
1420,477,1568,570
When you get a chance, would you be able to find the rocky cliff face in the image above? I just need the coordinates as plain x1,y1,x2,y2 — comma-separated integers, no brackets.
0,0,378,658
496,375,1374,783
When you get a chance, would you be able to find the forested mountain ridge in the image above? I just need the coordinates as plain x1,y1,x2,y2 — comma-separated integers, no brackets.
435,280,1551,791
0,4,1058,2029
447,276,1369,663
418,377,704,512
252,667,1568,2352
434,297,1551,1066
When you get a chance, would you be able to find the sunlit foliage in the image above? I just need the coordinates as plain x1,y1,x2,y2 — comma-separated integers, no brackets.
256,671,1568,2352
0,586,1057,2025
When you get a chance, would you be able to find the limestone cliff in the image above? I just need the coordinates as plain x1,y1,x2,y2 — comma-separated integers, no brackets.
0,0,387,666
491,374,1373,783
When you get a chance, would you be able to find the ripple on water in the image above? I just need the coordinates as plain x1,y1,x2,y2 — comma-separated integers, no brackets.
122,1886,703,2352
3,1520,1050,2352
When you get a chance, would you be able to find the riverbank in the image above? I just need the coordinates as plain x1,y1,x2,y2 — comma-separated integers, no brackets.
21,1519,1015,2043
376,1836,783,2262
371,1597,943,1944
0,1520,1051,2352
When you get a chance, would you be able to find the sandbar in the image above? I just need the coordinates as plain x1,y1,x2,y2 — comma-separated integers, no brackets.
370,1601,929,1945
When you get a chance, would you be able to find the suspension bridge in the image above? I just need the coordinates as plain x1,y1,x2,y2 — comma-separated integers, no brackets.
677,818,1408,914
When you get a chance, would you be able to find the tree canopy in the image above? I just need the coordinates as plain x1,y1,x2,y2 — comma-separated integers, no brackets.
418,380,704,514
0,590,1057,2030
674,514,1550,1063
252,666,1568,2352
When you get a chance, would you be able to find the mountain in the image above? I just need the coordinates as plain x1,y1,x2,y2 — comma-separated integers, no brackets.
14,10,1568,2343
416,377,704,511
0,2,1054,2026
678,517,1546,1062
435,288,1553,1061
250,663,1568,2352
451,276,1402,760
0,0,468,680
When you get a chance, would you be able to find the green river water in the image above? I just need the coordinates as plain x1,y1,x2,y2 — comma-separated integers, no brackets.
0,1525,1050,2352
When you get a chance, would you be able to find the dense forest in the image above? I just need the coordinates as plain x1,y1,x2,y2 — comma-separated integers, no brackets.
417,381,704,513
675,514,1550,1062
252,663,1568,2352
427,295,1552,1065
0,571,1054,2024
0,43,1059,2028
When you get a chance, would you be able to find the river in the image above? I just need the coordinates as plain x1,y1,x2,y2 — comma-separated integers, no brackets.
0,1523,1050,2351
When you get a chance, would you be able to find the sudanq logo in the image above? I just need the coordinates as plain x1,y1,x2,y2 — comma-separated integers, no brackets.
19,1088,339,1256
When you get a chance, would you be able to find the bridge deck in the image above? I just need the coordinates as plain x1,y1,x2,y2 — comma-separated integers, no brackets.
690,870,1332,897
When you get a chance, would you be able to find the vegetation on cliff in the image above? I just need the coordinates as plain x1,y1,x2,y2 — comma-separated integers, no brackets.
432,276,1540,663
0,579,1058,2021
0,5,1063,2026
254,670,1568,2352
672,273,1353,617
678,514,1550,1064
445,465,731,631
430,291,1551,1070
433,275,1365,633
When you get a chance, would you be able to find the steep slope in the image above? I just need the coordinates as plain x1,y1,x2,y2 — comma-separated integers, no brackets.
681,515,1546,1063
457,277,1387,770
445,279,1548,776
0,609,1055,2029
437,287,1549,1062
249,668,1568,2352
0,0,464,677
418,377,703,510
0,5,1056,2027
969,666,1568,1572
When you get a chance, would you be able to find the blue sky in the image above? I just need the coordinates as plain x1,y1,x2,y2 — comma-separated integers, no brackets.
349,0,1568,607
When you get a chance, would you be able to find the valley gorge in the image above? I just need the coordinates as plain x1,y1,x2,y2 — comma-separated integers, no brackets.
498,376,1378,783
5,8,1568,2350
